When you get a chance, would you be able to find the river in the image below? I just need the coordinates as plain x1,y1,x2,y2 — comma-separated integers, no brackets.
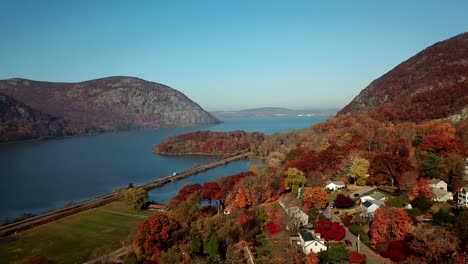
0,115,329,219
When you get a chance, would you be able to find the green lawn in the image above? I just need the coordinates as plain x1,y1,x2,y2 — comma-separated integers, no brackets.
0,202,155,264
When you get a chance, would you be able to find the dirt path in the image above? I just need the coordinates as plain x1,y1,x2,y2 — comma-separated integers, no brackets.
98,209,148,218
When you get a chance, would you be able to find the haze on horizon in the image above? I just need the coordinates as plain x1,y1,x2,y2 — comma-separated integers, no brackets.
1,1,467,111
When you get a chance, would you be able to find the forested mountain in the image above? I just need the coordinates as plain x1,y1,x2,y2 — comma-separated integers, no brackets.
0,76,220,142
0,92,72,142
339,32,468,122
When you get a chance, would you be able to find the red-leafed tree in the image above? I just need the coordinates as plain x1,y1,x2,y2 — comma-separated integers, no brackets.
419,133,465,156
370,208,413,253
202,181,221,204
265,221,280,235
174,183,202,202
333,194,355,208
133,214,179,263
235,186,250,209
314,219,345,241
349,251,366,264
381,241,413,262
370,152,414,186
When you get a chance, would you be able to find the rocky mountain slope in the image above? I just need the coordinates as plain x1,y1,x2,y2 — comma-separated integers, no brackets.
339,32,468,122
0,92,72,142
0,76,220,142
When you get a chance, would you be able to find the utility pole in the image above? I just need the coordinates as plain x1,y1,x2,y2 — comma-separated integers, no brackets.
357,233,361,253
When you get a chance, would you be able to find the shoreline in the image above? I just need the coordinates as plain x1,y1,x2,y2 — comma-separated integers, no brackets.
0,151,251,237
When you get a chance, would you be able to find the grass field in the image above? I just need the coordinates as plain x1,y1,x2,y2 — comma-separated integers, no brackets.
0,202,156,264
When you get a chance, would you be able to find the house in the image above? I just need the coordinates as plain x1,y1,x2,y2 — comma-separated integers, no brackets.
429,179,448,192
458,187,468,207
325,180,346,191
147,203,168,212
298,229,327,254
432,188,453,202
279,199,309,229
287,206,309,226
360,191,386,203
427,179,453,202
360,200,385,217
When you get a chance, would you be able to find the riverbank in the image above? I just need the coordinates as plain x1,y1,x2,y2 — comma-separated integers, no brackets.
0,151,251,237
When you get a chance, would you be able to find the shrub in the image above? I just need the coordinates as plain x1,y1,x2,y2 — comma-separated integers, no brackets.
349,251,366,264
340,214,353,227
334,194,355,208
265,222,280,235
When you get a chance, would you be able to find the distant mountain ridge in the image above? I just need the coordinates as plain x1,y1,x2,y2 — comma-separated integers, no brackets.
0,76,220,142
212,107,337,119
339,32,468,122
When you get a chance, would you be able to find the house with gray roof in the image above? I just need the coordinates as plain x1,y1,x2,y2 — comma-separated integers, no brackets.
360,199,385,217
360,191,386,203
298,229,327,254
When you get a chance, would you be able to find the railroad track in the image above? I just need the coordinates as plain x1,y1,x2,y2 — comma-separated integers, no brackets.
0,151,251,238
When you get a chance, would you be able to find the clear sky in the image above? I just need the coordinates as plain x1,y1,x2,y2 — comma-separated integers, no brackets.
1,1,467,111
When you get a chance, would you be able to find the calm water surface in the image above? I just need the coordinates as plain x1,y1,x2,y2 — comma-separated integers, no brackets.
0,116,329,218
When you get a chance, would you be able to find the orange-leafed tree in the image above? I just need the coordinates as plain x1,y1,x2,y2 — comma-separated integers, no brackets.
235,186,250,209
303,187,328,210
305,253,319,264
133,214,179,263
409,178,434,201
419,134,465,156
370,208,413,253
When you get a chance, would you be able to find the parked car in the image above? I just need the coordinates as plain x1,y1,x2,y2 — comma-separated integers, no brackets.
345,239,352,247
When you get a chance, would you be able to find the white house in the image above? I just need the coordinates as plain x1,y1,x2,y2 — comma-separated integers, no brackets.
287,206,309,226
360,200,384,217
325,180,345,191
298,229,327,254
432,188,453,202
360,191,386,203
458,187,468,207
279,199,309,230
429,179,448,192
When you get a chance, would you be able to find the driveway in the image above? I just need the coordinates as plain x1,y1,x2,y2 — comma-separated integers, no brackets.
348,186,376,199
344,228,393,264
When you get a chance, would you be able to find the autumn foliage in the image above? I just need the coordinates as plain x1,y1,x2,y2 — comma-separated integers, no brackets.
133,214,179,262
174,183,202,202
349,251,366,264
154,130,264,155
370,208,413,253
380,241,413,262
419,133,465,156
333,194,355,208
265,221,280,235
314,219,345,241
303,187,328,210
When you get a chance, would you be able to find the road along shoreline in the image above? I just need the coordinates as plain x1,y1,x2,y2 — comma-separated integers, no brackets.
0,151,251,238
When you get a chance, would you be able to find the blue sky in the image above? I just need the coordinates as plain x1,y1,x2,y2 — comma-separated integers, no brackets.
1,1,467,111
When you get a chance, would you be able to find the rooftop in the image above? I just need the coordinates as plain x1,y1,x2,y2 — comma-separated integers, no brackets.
299,229,314,242
369,191,386,200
